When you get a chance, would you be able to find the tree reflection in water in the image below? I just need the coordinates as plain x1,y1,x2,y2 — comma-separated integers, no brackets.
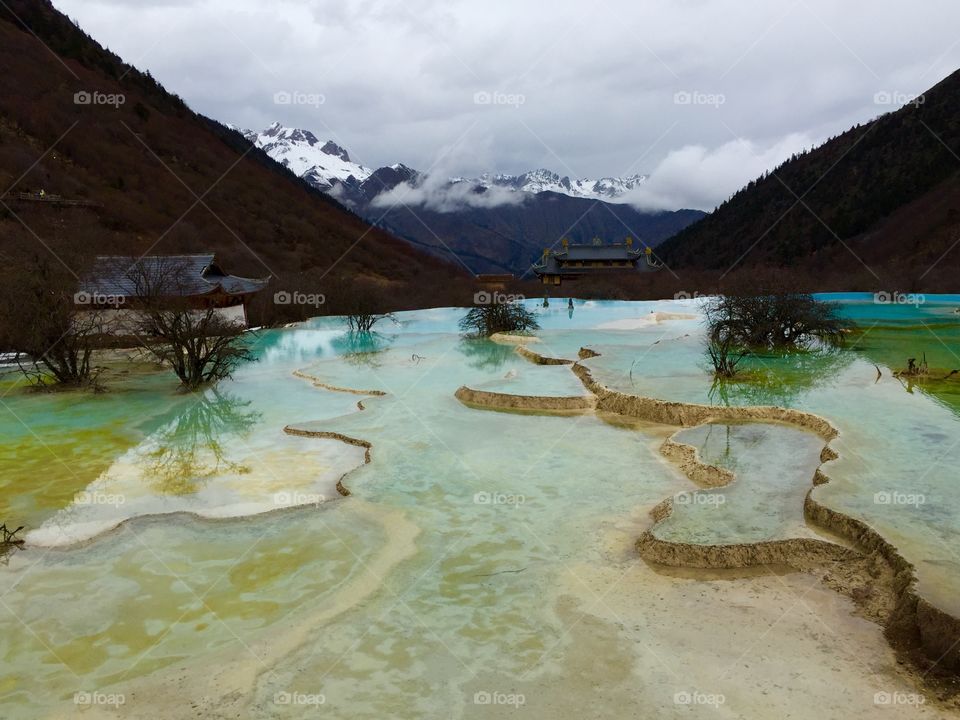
707,348,852,408
140,389,262,495
332,331,394,368
457,338,515,370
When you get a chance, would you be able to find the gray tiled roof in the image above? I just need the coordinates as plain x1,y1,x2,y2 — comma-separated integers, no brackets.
532,243,644,275
559,244,643,261
82,255,269,298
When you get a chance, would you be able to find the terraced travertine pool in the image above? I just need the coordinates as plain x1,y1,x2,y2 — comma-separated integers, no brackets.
1,296,958,718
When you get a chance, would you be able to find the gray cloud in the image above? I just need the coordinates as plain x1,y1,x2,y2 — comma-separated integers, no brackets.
370,178,527,213
625,133,815,211
57,0,960,210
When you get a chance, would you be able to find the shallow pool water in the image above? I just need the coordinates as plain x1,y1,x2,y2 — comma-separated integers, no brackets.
0,298,957,718
654,422,826,545
571,297,960,616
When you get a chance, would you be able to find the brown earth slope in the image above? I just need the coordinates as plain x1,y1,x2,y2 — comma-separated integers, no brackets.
657,68,960,292
0,0,468,321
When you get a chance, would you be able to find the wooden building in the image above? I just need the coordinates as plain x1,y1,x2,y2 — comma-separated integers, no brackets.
532,237,657,285
80,254,269,327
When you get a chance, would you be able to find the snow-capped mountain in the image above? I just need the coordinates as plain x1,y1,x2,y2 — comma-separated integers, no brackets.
466,169,648,201
237,122,372,190
239,123,646,202
233,123,702,276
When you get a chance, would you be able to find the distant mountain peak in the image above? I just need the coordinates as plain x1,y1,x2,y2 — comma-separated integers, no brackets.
243,123,371,189
262,122,320,146
240,122,648,203
320,140,350,162
475,168,647,200
230,122,698,277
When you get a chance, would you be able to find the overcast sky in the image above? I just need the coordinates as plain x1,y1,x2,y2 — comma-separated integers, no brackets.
57,0,960,210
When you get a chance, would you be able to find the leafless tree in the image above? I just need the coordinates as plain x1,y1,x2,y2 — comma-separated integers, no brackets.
0,523,24,564
704,292,847,350
703,291,848,378
0,253,107,388
125,258,257,389
322,274,397,333
347,313,393,333
459,302,539,337
705,334,748,379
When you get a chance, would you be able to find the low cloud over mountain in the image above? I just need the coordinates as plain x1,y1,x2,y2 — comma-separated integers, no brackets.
370,175,527,213
625,134,814,212
240,122,704,274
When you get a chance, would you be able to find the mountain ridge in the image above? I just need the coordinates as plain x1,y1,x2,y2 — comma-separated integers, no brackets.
0,0,467,324
239,123,650,203
657,68,960,290
240,122,701,275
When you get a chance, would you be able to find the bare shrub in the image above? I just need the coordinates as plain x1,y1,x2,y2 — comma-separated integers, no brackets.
703,291,848,378
125,258,256,389
0,254,106,388
459,302,539,337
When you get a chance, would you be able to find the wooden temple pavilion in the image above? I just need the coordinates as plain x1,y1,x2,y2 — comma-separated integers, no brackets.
532,237,656,285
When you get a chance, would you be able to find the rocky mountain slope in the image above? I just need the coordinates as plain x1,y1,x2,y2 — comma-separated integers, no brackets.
0,1,466,324
658,68,960,290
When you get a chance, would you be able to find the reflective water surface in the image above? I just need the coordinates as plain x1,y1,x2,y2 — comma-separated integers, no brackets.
0,297,957,718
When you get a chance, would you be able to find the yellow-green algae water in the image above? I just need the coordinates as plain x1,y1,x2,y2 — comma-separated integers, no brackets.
0,366,187,531
0,297,958,718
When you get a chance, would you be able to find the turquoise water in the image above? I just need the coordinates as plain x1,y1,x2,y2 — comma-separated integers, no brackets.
0,298,956,718
574,297,960,614
654,422,826,545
